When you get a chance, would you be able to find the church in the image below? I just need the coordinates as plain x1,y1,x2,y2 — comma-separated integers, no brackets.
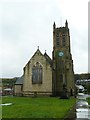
14,20,75,97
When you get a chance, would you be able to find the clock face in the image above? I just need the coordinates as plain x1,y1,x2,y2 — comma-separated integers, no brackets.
59,51,64,56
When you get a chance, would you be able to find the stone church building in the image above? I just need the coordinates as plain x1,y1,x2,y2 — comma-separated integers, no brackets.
14,20,75,97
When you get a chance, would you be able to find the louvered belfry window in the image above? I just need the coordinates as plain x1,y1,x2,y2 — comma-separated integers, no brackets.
32,62,43,84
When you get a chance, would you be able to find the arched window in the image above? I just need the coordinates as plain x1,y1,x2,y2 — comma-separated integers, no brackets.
32,62,43,84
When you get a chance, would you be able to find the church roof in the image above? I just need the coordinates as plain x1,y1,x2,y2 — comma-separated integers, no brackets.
44,52,52,67
32,48,43,58
15,76,23,85
29,47,52,67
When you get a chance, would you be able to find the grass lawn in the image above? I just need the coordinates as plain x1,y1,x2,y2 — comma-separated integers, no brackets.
2,96,76,118
87,98,90,104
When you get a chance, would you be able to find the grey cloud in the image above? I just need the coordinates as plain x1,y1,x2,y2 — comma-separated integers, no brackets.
0,0,88,78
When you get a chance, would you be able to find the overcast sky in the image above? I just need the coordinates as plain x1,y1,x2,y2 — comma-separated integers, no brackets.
0,0,89,78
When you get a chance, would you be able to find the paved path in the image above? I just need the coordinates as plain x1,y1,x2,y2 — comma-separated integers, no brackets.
64,94,90,120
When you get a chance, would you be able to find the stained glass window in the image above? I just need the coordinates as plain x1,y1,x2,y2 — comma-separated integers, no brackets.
32,62,43,84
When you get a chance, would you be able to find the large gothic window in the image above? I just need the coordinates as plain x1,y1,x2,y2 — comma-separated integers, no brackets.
32,62,43,84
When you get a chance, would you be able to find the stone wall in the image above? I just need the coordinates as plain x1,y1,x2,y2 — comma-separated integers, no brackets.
14,85,22,96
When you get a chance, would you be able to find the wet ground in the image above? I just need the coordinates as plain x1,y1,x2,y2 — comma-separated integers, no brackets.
76,94,90,120
64,94,90,120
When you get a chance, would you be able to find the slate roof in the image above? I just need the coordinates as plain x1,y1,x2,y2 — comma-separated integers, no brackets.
15,76,23,85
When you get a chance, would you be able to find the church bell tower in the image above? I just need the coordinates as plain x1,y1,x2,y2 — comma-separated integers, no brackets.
52,20,75,96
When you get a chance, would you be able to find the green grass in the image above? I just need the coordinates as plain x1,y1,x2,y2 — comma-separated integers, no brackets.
2,96,76,118
87,98,90,104
0,96,2,119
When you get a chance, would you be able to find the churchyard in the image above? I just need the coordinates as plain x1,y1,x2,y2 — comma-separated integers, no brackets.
2,96,76,118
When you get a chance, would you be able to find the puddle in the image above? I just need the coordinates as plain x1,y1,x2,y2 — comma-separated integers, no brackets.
76,85,90,119
76,108,90,119
77,93,86,100
76,99,90,119
76,100,89,108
